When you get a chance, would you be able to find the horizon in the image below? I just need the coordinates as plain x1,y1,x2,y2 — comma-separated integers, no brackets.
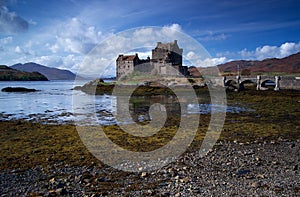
1,0,300,77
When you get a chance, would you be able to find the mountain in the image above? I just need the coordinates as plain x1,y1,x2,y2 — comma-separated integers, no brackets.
0,65,48,81
11,62,81,80
217,52,300,75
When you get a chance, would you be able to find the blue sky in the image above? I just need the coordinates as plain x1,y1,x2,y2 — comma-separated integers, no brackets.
0,0,300,76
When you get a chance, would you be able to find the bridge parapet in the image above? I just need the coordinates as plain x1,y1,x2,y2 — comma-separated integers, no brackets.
207,75,300,90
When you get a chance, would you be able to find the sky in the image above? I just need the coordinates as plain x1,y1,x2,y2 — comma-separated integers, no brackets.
0,0,300,77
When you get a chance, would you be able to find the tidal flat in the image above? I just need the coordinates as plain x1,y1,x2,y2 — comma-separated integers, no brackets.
0,89,299,195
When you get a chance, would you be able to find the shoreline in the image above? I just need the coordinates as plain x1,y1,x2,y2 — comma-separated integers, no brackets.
0,119,299,196
1,89,299,195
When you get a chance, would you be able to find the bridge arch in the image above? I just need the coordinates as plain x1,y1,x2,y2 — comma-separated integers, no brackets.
261,79,276,88
225,79,237,87
240,79,256,89
240,79,256,85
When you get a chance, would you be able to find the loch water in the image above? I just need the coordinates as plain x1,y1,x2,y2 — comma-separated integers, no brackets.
0,80,252,125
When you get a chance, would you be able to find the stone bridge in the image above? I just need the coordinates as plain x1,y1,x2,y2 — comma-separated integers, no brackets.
206,75,300,90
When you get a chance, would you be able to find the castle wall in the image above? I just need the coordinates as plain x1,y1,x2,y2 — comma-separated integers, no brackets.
116,40,189,79
116,60,135,79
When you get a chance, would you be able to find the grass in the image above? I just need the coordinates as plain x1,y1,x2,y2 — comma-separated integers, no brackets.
0,88,299,171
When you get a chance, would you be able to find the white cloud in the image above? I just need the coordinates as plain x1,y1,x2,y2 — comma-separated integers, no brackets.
193,30,228,41
194,57,227,67
164,23,182,32
14,46,23,53
77,24,213,77
50,17,108,54
186,51,196,60
279,42,300,57
0,6,28,34
185,50,227,67
0,36,13,44
28,19,37,26
0,36,12,51
29,54,82,72
238,48,254,58
200,32,228,41
239,41,300,60
14,45,34,55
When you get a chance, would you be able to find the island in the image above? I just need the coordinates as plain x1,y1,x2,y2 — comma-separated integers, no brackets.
0,65,48,81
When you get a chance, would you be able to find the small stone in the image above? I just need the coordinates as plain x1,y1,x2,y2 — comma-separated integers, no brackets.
55,188,63,194
180,177,190,183
141,172,147,177
175,193,181,197
293,164,298,171
48,190,56,194
256,174,265,179
251,182,260,188
289,143,296,148
270,140,275,144
49,178,55,184
98,177,105,182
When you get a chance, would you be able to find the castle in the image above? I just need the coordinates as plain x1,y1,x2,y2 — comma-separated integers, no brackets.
116,40,189,79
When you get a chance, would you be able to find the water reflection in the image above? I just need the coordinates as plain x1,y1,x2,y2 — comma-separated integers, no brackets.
94,95,252,125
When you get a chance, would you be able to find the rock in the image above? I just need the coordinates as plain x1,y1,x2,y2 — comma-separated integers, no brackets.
175,192,181,197
289,143,296,148
141,172,147,177
55,188,63,194
72,86,82,90
293,164,298,171
180,177,190,183
251,181,260,188
256,174,265,179
236,169,251,176
98,177,106,182
49,178,55,184
1,87,38,92
255,157,261,162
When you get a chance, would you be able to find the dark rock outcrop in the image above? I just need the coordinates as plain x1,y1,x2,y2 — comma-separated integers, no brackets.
1,87,38,92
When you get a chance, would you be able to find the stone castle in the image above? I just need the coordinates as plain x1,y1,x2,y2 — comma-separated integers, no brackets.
116,40,189,79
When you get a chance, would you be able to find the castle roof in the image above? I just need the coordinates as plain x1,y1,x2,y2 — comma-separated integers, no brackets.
117,54,138,61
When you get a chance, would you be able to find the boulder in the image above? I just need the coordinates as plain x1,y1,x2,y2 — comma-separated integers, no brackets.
1,87,38,92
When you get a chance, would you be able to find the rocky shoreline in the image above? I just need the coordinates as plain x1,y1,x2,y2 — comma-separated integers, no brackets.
0,138,299,196
1,89,299,196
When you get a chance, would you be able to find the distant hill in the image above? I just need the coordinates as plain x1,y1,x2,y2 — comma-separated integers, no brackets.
0,65,48,81
217,52,300,75
11,62,81,80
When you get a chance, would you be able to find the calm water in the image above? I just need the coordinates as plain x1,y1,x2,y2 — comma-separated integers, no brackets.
0,80,88,123
0,80,251,124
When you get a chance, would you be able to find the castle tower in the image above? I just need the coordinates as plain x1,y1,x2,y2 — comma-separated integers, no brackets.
116,53,140,80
